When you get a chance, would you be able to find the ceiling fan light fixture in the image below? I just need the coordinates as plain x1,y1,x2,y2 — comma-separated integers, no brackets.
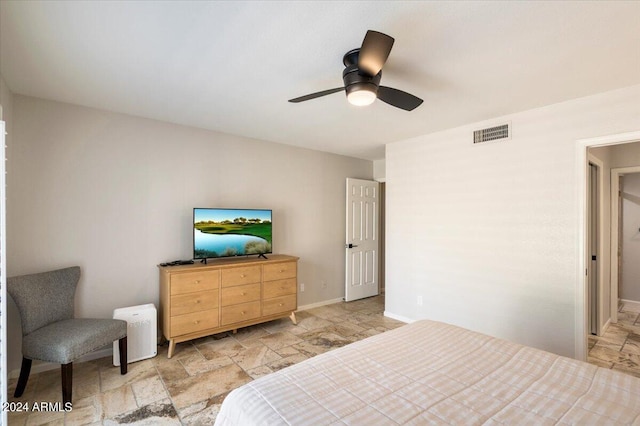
347,89,376,106
346,83,377,106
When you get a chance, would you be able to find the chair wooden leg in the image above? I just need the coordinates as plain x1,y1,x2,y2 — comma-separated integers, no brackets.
61,363,72,405
118,336,127,375
14,357,32,397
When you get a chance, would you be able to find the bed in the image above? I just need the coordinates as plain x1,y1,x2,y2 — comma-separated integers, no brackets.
215,320,640,425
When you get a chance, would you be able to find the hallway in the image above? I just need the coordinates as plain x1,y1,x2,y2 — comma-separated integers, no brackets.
588,304,640,377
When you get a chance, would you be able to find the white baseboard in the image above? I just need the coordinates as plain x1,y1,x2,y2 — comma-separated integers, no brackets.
9,347,113,379
383,311,414,323
297,298,344,311
621,299,640,313
602,318,611,333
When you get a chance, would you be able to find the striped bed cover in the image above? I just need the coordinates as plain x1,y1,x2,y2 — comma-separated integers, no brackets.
215,320,640,425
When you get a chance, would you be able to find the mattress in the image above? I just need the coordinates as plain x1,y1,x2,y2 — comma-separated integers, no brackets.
215,320,640,425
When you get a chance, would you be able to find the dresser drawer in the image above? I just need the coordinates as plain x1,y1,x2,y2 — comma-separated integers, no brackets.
263,278,296,299
221,301,261,326
171,290,218,317
221,283,260,306
171,271,219,295
262,294,297,317
263,261,296,281
170,309,219,337
221,265,261,287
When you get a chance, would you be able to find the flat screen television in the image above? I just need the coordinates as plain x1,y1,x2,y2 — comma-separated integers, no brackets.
193,208,272,261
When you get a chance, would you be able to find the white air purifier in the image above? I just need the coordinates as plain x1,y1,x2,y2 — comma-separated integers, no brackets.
113,303,157,366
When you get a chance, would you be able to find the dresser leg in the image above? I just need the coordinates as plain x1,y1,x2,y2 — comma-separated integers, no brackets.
289,312,297,325
232,329,237,334
168,339,176,358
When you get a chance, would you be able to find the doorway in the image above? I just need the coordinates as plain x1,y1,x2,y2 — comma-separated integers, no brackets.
587,161,600,335
611,168,640,314
345,178,380,302
577,131,640,360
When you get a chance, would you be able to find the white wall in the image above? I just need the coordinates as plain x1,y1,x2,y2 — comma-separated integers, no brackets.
611,142,640,167
373,159,386,182
621,173,640,302
7,95,372,372
385,84,640,358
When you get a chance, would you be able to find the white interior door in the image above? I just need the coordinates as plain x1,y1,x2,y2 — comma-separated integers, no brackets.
345,178,379,302
588,162,599,335
0,121,6,424
618,175,623,312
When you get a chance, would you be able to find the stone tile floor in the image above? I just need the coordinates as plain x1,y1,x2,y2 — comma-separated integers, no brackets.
587,303,640,378
9,297,640,425
8,295,404,425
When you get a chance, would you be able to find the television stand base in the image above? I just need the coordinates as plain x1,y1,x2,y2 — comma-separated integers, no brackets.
258,253,268,259
200,258,207,264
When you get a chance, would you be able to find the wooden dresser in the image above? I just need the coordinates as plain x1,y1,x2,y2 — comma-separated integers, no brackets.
159,254,298,358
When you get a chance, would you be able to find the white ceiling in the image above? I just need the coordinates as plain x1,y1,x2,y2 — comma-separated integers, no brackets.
1,1,639,160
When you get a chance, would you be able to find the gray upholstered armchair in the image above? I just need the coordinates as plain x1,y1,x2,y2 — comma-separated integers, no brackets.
7,266,128,404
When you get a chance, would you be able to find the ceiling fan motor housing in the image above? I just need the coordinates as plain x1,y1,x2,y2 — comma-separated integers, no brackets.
342,60,382,97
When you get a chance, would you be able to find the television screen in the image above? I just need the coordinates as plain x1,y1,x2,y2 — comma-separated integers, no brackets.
193,208,272,259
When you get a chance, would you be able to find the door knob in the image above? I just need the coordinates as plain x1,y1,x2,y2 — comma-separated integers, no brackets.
345,243,359,249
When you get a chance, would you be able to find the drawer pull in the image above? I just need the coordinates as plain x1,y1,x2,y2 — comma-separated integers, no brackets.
240,274,246,278
194,320,200,324
195,280,200,284
196,300,201,303
241,292,246,296
279,269,284,273
279,303,284,307
241,311,246,315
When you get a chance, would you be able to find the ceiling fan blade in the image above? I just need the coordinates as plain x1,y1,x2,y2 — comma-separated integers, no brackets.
358,30,394,76
288,87,344,103
377,86,423,111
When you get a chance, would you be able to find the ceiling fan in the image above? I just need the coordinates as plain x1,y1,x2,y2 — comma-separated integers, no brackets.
289,30,423,111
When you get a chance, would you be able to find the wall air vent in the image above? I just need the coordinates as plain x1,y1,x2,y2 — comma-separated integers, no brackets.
473,123,510,144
